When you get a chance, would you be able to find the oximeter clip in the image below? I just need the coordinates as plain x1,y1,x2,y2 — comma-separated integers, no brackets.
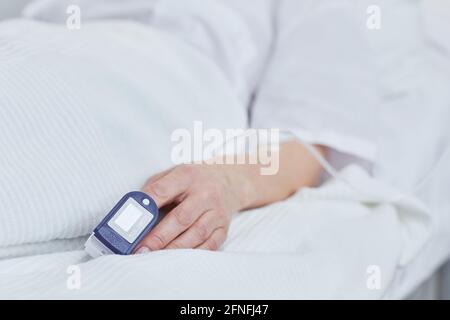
85,191,159,258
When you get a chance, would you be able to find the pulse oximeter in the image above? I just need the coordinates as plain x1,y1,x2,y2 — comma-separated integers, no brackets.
85,191,159,258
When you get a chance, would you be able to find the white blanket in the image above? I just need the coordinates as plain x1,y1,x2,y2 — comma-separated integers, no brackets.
0,19,246,254
0,12,445,299
0,166,431,299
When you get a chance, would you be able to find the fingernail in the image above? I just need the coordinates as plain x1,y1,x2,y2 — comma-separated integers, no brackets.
136,246,151,254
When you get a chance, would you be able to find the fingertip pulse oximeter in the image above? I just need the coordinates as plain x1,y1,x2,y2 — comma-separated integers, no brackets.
85,191,159,258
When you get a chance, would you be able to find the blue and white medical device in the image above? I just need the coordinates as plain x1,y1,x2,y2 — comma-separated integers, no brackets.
85,191,159,258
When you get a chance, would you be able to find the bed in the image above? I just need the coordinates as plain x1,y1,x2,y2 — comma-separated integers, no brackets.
0,0,449,299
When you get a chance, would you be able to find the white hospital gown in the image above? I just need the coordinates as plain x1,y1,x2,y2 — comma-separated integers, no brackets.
23,0,450,188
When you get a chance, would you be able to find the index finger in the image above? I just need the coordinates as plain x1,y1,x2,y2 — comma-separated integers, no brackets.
142,167,190,208
136,194,208,251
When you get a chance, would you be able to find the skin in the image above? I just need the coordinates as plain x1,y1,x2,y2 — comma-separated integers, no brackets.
136,140,325,253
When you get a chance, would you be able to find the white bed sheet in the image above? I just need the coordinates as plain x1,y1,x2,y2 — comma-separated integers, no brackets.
0,165,432,299
0,0,449,298
382,1,450,297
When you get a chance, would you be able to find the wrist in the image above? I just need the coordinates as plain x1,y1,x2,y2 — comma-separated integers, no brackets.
231,164,267,211
220,164,261,212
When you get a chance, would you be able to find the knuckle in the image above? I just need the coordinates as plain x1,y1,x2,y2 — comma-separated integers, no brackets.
149,233,166,249
194,224,209,241
173,208,192,227
147,182,166,198
198,189,212,201
210,186,223,204
205,228,227,251
207,183,220,195
175,166,196,185
142,184,153,196
199,185,222,205
178,165,196,176
207,238,220,251
215,208,227,220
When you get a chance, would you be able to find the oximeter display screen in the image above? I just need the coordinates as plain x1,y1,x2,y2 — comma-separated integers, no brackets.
107,198,154,243
115,204,143,232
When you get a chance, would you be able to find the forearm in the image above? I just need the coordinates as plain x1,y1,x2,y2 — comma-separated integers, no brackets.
229,141,326,211
139,140,325,251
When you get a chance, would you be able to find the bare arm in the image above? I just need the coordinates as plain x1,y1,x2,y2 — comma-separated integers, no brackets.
234,140,325,210
136,140,325,253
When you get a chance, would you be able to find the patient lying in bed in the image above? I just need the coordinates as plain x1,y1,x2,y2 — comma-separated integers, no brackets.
4,0,381,253
0,0,445,299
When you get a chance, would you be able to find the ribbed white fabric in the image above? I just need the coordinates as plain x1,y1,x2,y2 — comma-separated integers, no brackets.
0,165,431,299
0,237,86,260
23,0,276,107
0,13,445,298
0,19,246,255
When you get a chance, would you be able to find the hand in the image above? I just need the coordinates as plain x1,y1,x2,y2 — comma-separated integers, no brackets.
136,164,253,252
135,141,325,253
